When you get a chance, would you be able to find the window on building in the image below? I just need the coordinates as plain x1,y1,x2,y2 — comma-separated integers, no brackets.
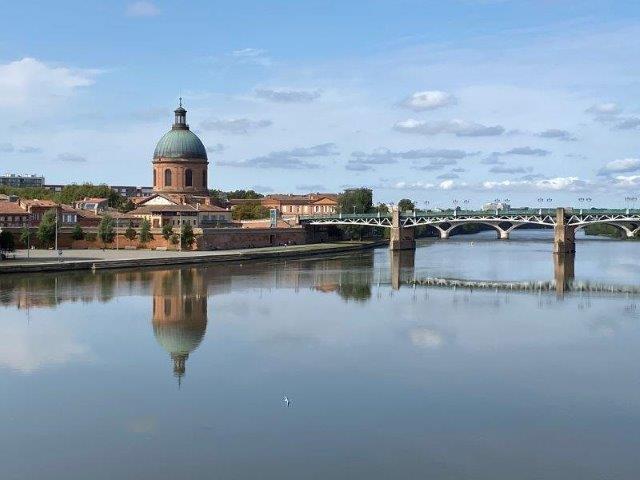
164,169,172,186
202,171,207,188
185,169,193,187
153,170,156,186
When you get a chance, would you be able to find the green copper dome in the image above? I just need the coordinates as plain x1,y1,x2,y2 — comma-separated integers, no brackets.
153,103,208,161
153,128,208,161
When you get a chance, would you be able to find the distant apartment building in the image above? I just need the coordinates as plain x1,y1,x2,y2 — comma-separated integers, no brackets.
482,202,511,212
110,185,154,198
228,193,339,216
0,174,45,188
75,197,109,214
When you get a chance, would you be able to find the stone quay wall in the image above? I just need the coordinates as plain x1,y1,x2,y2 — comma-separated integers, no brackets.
1,226,321,251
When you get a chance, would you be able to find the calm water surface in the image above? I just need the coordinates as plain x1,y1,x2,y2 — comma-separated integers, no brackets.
1,231,640,479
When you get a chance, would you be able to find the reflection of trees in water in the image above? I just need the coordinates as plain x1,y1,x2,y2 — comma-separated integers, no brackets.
2,251,378,309
336,279,371,302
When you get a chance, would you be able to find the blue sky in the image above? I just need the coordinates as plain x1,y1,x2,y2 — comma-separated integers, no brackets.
1,0,639,207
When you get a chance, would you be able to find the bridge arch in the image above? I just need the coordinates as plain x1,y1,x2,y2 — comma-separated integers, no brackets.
574,221,640,239
439,221,524,240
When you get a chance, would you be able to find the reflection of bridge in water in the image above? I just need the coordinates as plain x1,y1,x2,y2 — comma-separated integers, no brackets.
390,249,640,297
302,207,640,253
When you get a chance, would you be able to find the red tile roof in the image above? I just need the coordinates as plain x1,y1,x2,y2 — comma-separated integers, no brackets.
0,202,28,214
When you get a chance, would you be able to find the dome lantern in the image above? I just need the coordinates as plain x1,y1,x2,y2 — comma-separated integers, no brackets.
173,97,188,130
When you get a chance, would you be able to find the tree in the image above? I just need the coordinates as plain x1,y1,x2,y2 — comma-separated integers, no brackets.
124,221,137,241
118,199,135,213
232,202,270,220
338,188,374,240
0,230,15,252
181,223,195,248
397,198,415,212
162,223,173,240
170,233,179,245
227,189,264,199
37,210,57,248
139,219,153,244
98,215,115,246
19,226,30,247
376,203,389,214
338,188,373,214
71,224,85,240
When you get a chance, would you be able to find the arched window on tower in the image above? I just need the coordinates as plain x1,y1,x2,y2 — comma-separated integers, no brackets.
164,169,172,187
185,169,193,187
153,169,156,187
202,171,207,188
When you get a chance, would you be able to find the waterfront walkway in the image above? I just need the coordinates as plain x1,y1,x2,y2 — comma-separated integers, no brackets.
0,241,383,274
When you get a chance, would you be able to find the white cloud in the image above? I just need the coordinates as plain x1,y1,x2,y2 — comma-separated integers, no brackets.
586,102,621,116
614,117,640,130
220,143,337,169
0,57,96,108
231,48,267,58
255,88,322,103
200,118,272,134
489,165,529,174
536,129,577,141
56,153,86,163
503,146,549,156
482,176,587,191
227,48,271,66
126,1,160,17
394,118,504,137
400,90,455,111
610,175,640,188
598,158,640,176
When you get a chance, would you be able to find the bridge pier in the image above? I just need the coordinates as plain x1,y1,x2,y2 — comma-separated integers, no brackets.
390,208,416,250
498,229,509,240
554,252,575,297
390,249,416,290
439,229,450,240
554,208,576,254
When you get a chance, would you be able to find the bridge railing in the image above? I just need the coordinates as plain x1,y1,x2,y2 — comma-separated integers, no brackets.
299,208,640,221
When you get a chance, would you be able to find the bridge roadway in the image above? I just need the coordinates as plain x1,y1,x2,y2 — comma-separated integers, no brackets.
300,207,640,253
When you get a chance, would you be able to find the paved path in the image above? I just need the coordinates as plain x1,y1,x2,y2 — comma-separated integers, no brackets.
0,241,384,274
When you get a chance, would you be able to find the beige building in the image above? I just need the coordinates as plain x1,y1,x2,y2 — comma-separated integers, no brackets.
131,193,232,228
229,193,338,216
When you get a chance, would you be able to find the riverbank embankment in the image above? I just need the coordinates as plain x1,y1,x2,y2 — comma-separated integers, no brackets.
0,241,386,275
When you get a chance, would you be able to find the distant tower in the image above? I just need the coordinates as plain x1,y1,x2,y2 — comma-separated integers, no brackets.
152,99,209,196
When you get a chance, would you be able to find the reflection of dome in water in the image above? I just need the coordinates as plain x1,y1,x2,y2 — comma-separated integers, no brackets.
151,269,208,385
153,322,206,358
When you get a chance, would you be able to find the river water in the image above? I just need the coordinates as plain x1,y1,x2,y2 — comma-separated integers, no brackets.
1,230,640,479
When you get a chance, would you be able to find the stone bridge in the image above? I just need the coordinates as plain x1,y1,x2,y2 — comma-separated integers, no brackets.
300,207,640,253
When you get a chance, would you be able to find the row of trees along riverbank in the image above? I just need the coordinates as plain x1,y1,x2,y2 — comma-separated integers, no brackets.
584,224,640,240
0,212,196,252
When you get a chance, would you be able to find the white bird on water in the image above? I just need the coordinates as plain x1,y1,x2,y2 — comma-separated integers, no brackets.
283,395,291,407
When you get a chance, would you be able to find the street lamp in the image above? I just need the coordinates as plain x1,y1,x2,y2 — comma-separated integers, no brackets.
178,211,182,252
24,218,30,258
54,206,58,253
